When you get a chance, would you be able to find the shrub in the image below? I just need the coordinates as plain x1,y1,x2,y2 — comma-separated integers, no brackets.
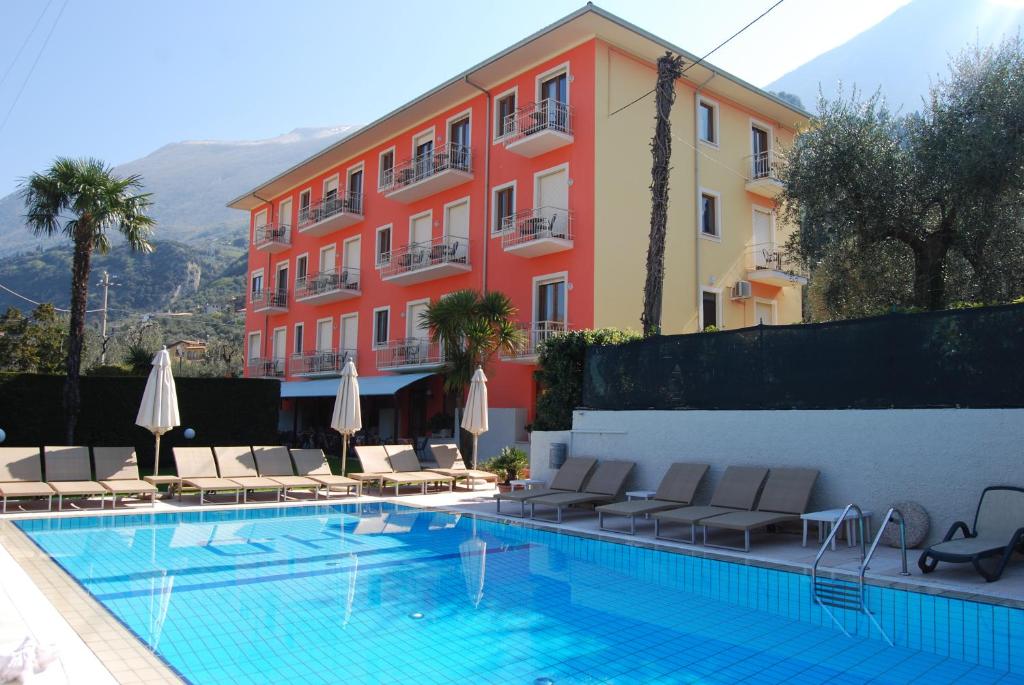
532,328,641,431
481,446,529,483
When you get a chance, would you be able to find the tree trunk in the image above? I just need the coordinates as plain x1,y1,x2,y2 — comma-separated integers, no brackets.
911,234,950,311
63,227,94,444
641,52,685,337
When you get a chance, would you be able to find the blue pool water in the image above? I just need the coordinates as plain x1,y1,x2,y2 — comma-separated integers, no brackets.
15,503,1024,684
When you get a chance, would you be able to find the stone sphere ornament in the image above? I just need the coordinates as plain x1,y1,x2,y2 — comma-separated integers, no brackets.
880,501,930,549
183,428,196,440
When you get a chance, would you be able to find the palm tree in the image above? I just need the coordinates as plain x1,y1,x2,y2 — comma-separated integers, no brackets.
641,52,685,337
20,158,154,442
420,290,521,430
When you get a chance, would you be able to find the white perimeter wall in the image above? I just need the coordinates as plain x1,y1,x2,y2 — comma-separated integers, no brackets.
530,409,1024,546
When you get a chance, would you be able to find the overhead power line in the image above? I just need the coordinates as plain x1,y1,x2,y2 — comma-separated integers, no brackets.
609,0,786,118
0,0,70,137
0,280,107,313
0,0,55,92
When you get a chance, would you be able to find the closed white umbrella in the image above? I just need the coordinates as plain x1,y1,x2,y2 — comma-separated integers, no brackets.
461,367,489,471
136,347,181,478
331,359,362,476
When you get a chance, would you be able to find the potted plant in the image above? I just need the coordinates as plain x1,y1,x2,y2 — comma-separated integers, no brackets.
481,446,529,485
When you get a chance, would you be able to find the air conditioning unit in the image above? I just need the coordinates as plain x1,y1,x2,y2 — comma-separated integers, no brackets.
731,280,752,300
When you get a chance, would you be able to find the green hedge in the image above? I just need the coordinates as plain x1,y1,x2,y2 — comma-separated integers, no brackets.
0,374,280,472
532,328,641,431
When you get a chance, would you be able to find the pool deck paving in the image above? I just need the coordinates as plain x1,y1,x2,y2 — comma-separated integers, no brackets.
0,486,1021,684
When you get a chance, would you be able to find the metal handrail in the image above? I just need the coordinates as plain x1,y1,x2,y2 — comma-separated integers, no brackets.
863,507,910,578
381,142,472,193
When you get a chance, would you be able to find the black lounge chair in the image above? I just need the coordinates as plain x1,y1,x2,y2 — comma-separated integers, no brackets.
918,486,1024,582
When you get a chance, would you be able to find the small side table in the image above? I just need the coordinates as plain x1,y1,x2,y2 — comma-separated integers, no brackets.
801,508,873,550
510,479,545,491
626,490,657,501
144,475,181,500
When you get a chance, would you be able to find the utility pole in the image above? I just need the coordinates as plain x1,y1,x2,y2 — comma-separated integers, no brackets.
99,271,111,363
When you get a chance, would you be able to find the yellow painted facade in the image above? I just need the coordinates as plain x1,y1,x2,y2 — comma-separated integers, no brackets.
593,40,806,333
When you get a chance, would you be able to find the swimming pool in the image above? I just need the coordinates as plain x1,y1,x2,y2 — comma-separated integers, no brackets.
15,503,1024,684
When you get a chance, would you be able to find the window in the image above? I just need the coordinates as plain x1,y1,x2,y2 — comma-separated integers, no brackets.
701,290,720,330
299,189,311,222
496,91,516,138
539,71,569,132
379,149,394,188
247,332,261,361
254,209,268,228
295,255,308,283
540,71,568,105
373,308,390,348
323,176,339,205
376,225,392,266
493,184,515,233
698,100,717,144
449,117,470,169
415,135,434,178
701,192,720,238
294,323,304,355
535,277,566,324
250,272,263,295
275,263,288,295
751,125,771,178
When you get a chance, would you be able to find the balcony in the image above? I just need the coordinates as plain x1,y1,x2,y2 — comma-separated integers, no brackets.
250,289,288,313
247,357,285,379
376,338,445,373
503,99,574,157
291,349,357,377
253,223,290,253
502,321,568,364
294,268,361,304
381,143,473,203
745,243,808,287
744,150,785,199
378,235,470,285
501,207,573,258
297,192,364,236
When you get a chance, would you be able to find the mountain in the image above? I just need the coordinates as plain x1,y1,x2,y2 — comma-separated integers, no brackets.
768,0,1024,113
0,125,356,257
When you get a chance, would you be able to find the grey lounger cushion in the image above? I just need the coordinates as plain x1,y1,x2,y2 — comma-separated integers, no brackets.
597,462,709,517
652,466,769,522
354,446,393,474
252,446,319,488
653,505,741,524
93,447,158,495
701,468,819,532
493,456,597,502
214,446,282,490
290,449,360,490
530,461,636,520
0,447,54,497
45,446,106,498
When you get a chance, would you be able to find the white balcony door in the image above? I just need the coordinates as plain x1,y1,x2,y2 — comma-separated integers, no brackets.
344,238,360,273
407,301,430,341
272,329,286,369
753,209,773,268
320,245,336,274
536,167,569,237
445,200,469,239
279,199,292,229
324,176,339,203
316,319,332,352
411,213,432,247
755,300,775,325
248,332,261,360
340,314,358,356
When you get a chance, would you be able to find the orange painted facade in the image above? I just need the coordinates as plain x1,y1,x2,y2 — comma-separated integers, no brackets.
234,7,808,443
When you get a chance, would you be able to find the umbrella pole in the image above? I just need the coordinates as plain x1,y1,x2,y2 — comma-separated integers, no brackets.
153,433,161,478
342,434,349,476
472,434,479,472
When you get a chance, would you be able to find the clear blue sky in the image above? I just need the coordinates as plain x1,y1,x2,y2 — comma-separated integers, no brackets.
0,0,919,196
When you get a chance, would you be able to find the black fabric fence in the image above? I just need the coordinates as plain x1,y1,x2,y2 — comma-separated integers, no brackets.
583,304,1024,410
0,374,280,471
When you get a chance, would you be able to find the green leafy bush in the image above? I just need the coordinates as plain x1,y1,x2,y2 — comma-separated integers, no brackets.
532,328,641,431
481,446,529,483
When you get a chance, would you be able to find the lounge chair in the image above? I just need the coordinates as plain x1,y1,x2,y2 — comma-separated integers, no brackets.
290,448,361,497
172,446,243,505
699,468,819,551
0,447,54,513
251,446,321,499
351,446,396,494
918,486,1024,582
382,445,454,495
213,446,284,503
492,457,597,517
529,460,636,523
652,466,769,543
44,446,106,510
596,463,710,534
93,447,158,508
427,443,499,489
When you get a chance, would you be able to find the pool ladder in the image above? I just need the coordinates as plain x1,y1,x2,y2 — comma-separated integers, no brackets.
810,504,910,646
